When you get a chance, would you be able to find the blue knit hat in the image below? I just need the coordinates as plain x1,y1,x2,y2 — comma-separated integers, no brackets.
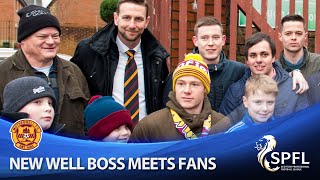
84,95,133,141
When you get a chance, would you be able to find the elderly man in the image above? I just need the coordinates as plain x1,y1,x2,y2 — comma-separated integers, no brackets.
0,5,90,138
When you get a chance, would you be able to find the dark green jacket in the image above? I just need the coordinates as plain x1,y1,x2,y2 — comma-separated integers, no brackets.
0,50,90,138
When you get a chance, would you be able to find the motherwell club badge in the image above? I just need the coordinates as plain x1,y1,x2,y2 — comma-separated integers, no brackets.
10,119,42,151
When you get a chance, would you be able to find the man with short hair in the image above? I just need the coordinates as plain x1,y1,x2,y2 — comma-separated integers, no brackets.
278,14,320,78
163,16,246,112
0,5,90,138
220,32,309,124
225,74,279,133
130,54,228,143
71,0,169,124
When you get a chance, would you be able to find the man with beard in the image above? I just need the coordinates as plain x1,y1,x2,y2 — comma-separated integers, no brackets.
71,0,169,124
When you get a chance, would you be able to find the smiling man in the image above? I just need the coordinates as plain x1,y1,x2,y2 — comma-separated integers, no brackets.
162,16,246,112
71,0,169,124
220,32,309,124
0,5,90,139
130,54,227,143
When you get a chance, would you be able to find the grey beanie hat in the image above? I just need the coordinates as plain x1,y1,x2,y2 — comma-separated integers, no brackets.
3,76,56,112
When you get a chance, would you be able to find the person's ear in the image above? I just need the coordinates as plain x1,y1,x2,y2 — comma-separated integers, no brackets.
114,12,118,26
243,96,248,108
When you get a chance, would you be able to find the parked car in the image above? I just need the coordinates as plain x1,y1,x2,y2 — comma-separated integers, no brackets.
0,48,72,61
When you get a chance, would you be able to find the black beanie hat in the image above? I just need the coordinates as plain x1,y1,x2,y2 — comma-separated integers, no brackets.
17,5,61,42
3,76,56,113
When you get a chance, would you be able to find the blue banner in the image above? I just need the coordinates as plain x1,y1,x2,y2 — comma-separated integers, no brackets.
1,103,319,179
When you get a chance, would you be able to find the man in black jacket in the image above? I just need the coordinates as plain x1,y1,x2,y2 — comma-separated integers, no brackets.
163,16,246,111
71,0,169,122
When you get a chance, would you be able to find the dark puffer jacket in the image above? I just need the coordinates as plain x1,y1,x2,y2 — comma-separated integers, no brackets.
71,21,169,114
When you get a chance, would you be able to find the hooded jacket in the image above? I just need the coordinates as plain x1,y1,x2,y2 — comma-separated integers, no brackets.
130,91,227,143
220,62,309,124
71,22,169,114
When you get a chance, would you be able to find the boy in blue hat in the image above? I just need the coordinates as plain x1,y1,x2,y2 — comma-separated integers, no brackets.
84,95,133,143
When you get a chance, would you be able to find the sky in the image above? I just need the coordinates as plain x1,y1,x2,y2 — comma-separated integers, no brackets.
42,0,51,7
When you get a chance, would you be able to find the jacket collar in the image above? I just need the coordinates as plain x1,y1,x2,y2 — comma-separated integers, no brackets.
207,51,227,72
11,50,34,71
279,47,309,72
242,62,290,84
88,21,169,59
0,111,64,135
166,91,212,121
192,48,227,72
12,49,70,71
242,112,275,127
46,121,65,135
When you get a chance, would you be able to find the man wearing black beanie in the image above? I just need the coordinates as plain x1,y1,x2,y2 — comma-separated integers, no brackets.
0,5,90,139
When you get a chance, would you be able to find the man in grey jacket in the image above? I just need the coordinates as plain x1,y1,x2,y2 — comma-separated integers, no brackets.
278,14,320,79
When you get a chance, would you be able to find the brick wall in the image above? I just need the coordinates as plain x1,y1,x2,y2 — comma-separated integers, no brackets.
48,0,105,28
170,0,316,66
171,0,227,69
0,0,24,48
48,0,107,56
48,0,106,56
59,26,99,56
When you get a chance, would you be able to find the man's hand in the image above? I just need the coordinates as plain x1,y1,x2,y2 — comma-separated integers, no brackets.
291,70,309,94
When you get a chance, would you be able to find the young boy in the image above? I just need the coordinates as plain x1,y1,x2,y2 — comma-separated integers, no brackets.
0,76,62,133
226,74,279,133
84,95,133,143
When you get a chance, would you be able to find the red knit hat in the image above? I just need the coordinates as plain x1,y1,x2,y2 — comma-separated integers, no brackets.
84,95,133,141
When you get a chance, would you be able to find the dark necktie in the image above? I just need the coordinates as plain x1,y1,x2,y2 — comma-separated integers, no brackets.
124,50,139,124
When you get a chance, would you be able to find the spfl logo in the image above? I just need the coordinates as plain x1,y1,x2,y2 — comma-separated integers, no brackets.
254,135,310,172
10,119,42,151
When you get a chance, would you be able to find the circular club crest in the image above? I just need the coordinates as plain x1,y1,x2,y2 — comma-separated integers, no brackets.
10,119,43,151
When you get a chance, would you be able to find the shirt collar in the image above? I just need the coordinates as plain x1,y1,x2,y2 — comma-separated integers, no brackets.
116,36,141,53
